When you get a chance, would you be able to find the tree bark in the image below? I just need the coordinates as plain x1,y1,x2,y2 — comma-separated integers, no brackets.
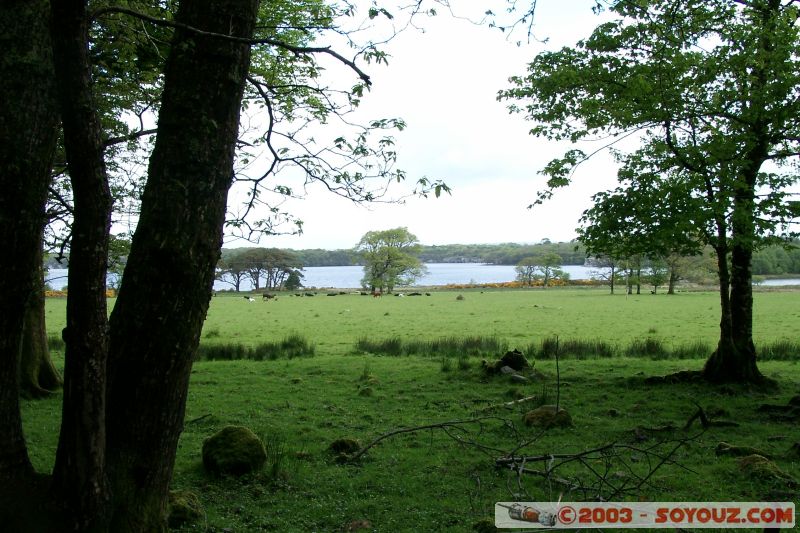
0,0,59,484
49,0,113,528
104,2,258,530
703,198,765,384
20,242,63,399
667,269,677,294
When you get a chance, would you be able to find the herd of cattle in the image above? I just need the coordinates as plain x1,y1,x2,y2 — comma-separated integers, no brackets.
240,291,432,302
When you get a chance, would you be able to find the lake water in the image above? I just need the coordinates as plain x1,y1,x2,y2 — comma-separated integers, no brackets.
45,264,800,291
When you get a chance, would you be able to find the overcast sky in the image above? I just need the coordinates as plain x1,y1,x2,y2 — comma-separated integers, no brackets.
227,0,620,250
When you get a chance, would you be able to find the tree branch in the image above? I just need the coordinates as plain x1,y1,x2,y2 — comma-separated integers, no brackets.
92,6,372,85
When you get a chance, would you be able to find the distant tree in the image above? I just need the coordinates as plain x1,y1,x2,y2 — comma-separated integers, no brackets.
645,259,669,294
234,248,302,290
107,234,131,291
356,227,426,293
283,269,304,291
587,255,623,294
516,252,564,287
216,251,250,292
514,257,538,286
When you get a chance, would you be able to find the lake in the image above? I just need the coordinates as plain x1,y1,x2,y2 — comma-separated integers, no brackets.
45,264,800,291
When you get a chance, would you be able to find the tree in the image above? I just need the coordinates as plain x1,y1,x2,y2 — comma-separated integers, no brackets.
514,257,538,286
107,233,131,291
235,248,303,290
500,0,800,384
0,0,60,483
645,259,669,295
2,1,448,529
356,227,426,293
216,250,251,292
283,269,304,290
515,252,564,287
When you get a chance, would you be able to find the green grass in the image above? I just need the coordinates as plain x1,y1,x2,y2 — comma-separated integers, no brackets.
42,288,800,356
23,288,800,531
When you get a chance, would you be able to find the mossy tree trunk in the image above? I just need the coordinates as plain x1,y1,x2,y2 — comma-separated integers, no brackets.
20,241,63,399
0,0,59,484
104,1,258,531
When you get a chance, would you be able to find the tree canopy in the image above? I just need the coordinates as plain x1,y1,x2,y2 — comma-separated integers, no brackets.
515,252,565,287
355,227,426,292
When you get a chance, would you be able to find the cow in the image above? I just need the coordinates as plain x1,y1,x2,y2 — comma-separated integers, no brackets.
243,296,255,302
371,290,381,298
262,293,277,301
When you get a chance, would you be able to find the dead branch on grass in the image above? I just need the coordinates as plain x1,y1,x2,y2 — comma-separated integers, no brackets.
346,416,516,462
495,431,704,501
684,401,740,430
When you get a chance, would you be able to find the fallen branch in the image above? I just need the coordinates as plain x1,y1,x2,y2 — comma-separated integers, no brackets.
478,395,541,412
684,401,740,430
347,416,509,462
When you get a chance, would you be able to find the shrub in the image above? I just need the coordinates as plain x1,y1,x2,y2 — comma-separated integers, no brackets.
671,341,713,359
440,357,453,372
538,337,614,359
196,334,315,362
625,338,668,359
354,335,506,358
758,340,800,361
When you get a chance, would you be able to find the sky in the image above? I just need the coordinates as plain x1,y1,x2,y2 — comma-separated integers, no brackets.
227,0,620,251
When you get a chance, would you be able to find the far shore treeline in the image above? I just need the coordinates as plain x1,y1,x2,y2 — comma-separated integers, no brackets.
45,239,800,275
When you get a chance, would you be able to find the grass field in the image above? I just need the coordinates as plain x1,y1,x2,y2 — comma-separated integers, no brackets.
43,287,800,355
26,288,800,531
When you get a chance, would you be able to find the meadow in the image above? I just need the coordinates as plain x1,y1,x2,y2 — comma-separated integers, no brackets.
25,288,800,531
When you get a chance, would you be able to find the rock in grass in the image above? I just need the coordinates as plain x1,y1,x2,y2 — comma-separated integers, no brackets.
499,349,530,371
523,405,572,428
345,519,372,531
329,437,361,455
737,454,798,486
202,425,266,476
168,490,204,528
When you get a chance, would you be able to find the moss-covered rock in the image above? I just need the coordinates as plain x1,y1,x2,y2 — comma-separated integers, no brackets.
202,425,267,476
523,405,572,428
168,490,204,528
715,442,771,459
499,349,531,371
484,349,532,374
329,437,361,455
737,454,798,486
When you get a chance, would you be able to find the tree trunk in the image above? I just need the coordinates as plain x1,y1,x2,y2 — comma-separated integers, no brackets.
703,206,765,383
635,268,641,295
105,2,258,530
20,243,62,399
667,269,677,294
0,0,59,484
49,0,114,528
609,264,616,294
